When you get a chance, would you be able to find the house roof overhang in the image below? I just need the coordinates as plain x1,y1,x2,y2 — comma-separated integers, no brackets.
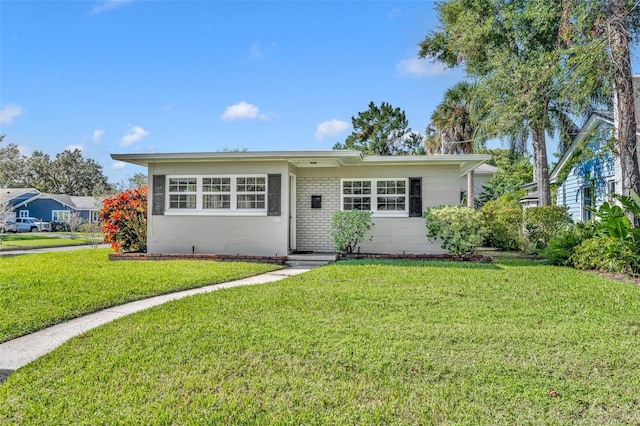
0,188,41,204
546,110,640,185
111,150,491,177
548,113,613,184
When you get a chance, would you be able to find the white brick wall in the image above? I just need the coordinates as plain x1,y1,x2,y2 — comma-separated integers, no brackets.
296,177,340,252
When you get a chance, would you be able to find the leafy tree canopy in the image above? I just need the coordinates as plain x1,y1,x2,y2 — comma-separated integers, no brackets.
477,149,533,207
334,101,424,155
419,0,580,206
0,136,114,196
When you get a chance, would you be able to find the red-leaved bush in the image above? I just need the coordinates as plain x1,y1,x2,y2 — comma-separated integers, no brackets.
100,187,148,252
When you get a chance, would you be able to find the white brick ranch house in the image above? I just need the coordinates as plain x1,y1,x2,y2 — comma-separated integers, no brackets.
111,150,490,256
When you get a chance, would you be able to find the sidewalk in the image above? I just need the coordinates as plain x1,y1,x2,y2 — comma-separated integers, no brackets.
0,243,111,257
0,267,312,384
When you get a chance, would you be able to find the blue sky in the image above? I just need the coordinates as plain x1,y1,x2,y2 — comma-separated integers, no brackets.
0,1,636,185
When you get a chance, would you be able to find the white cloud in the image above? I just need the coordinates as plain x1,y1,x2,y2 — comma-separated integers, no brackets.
111,161,127,170
0,105,24,125
92,129,105,144
396,57,449,77
221,101,260,121
65,144,85,153
314,119,350,140
92,0,133,14
120,125,149,147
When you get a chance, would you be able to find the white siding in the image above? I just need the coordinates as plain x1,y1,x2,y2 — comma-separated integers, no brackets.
555,121,619,223
294,164,458,254
148,161,290,256
146,160,466,255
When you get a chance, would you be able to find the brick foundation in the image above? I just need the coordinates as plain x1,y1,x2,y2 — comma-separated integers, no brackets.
109,253,287,264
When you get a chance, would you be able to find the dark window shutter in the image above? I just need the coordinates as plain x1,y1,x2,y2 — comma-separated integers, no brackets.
267,174,281,216
152,175,165,215
409,177,422,217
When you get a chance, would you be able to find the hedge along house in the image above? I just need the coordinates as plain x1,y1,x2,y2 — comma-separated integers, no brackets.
111,150,490,257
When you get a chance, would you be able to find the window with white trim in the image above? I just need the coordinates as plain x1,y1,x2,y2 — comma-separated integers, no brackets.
168,177,197,209
166,175,267,213
236,177,266,209
19,210,29,218
52,210,70,222
203,177,231,209
342,178,408,215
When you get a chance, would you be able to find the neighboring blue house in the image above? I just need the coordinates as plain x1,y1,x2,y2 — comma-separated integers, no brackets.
0,188,41,221
2,190,103,223
549,111,631,223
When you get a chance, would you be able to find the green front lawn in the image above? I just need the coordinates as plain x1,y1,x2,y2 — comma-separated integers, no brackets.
0,233,95,250
2,259,639,424
0,248,281,342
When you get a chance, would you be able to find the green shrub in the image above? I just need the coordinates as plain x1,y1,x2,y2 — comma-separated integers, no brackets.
50,221,71,232
481,194,525,251
542,222,596,266
571,236,639,275
424,205,488,255
524,206,573,251
331,210,374,254
616,189,640,226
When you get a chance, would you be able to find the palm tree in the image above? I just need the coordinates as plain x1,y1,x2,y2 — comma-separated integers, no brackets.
425,81,485,206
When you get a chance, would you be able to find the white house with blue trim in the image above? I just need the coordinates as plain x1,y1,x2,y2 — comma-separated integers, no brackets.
550,111,637,223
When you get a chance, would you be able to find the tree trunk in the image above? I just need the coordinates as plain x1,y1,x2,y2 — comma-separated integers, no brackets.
532,124,552,206
609,0,640,200
466,170,474,208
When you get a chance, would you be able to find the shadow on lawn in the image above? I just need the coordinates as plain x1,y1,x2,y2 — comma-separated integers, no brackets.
334,259,504,270
0,234,59,242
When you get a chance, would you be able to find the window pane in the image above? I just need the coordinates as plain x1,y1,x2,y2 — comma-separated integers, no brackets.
343,180,371,195
203,194,230,209
169,194,196,209
237,194,265,209
343,197,371,211
377,180,406,195
237,176,266,193
203,177,230,192
377,196,405,211
169,178,197,192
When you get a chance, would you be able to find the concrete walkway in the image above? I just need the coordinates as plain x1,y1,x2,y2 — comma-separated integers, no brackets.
0,243,111,257
0,267,312,383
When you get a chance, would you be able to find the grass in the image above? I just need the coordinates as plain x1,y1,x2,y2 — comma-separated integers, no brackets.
0,233,93,250
1,259,639,424
0,248,281,342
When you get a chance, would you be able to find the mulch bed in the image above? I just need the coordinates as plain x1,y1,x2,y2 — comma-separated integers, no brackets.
338,253,493,263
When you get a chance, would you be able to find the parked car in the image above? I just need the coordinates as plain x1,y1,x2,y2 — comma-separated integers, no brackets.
15,217,52,232
0,220,18,233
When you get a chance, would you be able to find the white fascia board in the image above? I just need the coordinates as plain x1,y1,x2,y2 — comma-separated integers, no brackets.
549,114,603,183
360,154,491,176
111,151,490,175
111,150,364,167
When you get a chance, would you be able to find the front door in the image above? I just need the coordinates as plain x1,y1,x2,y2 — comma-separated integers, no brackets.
289,173,297,252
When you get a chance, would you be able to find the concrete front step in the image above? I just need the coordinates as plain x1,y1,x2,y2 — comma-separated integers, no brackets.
285,253,337,267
